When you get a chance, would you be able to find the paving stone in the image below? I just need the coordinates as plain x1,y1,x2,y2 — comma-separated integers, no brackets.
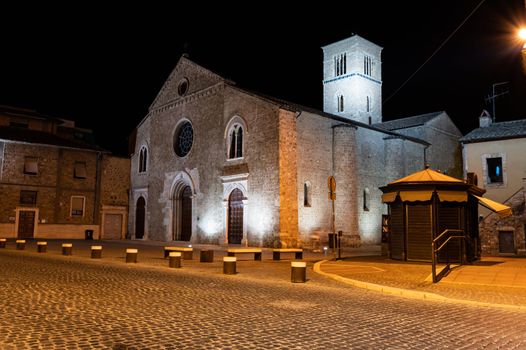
1,243,526,348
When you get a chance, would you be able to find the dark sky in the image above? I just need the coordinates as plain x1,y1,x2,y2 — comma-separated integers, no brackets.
1,1,526,155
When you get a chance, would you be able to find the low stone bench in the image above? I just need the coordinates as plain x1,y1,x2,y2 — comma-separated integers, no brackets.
227,248,262,261
164,247,193,260
272,248,303,260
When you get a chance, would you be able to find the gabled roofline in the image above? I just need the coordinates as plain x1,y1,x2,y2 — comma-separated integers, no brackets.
148,55,229,111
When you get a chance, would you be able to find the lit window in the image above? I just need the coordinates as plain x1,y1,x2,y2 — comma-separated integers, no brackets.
71,196,85,217
24,157,38,175
228,125,243,159
139,147,148,173
304,182,311,207
487,157,503,183
74,161,87,179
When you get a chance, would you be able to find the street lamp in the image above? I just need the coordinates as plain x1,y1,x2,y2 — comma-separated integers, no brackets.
519,27,526,74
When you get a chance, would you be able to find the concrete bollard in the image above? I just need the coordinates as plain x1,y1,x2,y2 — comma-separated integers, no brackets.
37,241,47,253
200,250,214,263
91,246,103,259
169,252,182,268
291,261,307,283
126,248,138,263
0,238,6,248
16,240,26,250
62,243,73,256
223,256,237,275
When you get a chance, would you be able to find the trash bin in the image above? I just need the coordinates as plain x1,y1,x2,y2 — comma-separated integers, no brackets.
85,229,94,240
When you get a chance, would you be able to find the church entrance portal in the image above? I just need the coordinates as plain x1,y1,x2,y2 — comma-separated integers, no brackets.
135,197,145,239
178,186,192,241
228,189,244,244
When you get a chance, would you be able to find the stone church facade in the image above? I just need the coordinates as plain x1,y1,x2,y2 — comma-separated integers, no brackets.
129,35,462,247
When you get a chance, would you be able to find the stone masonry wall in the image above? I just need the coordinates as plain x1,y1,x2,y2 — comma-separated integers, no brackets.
134,61,281,246
334,125,360,246
296,111,334,248
0,142,99,225
101,155,130,207
278,109,299,247
479,186,525,255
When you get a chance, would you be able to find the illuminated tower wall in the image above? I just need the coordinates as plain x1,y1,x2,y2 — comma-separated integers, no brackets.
322,35,383,125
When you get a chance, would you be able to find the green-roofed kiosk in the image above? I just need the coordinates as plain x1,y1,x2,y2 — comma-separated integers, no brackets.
380,167,487,262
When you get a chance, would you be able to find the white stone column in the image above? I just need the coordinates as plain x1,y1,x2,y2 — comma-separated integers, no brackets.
241,199,249,247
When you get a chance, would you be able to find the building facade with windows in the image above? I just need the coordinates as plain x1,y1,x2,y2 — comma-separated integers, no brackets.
460,111,526,255
129,35,462,247
0,105,130,240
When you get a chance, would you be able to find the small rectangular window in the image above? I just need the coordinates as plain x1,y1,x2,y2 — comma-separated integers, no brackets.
486,157,503,183
71,196,85,217
20,190,37,205
74,161,87,179
24,157,38,175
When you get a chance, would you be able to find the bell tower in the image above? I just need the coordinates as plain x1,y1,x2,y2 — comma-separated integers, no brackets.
322,35,383,125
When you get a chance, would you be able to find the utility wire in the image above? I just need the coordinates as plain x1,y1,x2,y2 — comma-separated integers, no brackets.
384,0,486,104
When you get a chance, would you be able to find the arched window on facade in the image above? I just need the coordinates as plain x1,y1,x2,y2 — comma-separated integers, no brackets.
228,125,244,159
139,146,148,173
304,182,311,207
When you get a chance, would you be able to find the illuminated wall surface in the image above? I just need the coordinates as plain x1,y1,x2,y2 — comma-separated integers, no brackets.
129,35,462,247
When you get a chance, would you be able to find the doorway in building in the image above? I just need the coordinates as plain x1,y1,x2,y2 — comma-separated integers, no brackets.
18,210,36,238
498,230,515,254
178,186,192,241
135,197,145,239
104,213,123,240
228,189,243,244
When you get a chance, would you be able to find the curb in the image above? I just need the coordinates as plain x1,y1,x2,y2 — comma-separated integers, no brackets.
313,260,526,312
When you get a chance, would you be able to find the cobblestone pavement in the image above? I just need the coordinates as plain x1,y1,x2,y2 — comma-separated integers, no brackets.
1,245,526,349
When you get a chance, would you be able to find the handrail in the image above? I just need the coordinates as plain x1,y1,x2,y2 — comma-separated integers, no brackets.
431,229,465,283
436,235,465,252
433,229,463,244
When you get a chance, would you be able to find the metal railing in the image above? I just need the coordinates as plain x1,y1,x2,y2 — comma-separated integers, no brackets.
431,229,464,283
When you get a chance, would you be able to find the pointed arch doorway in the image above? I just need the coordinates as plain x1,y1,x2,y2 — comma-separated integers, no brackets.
173,185,192,241
228,188,244,244
135,197,145,239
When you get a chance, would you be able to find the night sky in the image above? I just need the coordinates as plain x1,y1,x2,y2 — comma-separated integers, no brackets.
1,1,526,156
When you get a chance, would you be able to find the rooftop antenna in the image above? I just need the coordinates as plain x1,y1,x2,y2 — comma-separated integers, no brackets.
484,81,509,122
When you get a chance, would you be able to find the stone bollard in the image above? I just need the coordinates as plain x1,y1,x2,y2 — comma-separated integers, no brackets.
200,250,214,263
16,240,26,250
126,248,138,263
62,243,73,256
91,246,103,259
291,261,307,283
0,238,6,248
169,252,182,268
223,256,237,275
37,241,47,253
